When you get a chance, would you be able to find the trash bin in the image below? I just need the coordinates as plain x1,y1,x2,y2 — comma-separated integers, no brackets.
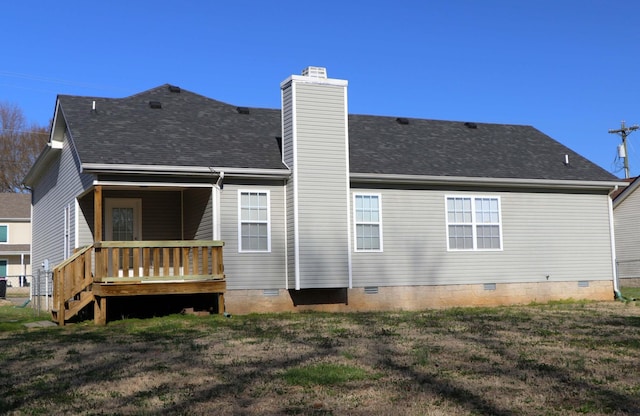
0,278,6,299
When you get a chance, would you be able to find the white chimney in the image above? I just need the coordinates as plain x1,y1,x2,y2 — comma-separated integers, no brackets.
301,66,328,79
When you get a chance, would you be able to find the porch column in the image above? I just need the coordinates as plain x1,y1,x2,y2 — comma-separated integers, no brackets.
94,185,103,242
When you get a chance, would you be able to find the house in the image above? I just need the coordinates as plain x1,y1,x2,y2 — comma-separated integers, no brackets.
24,66,625,324
613,176,640,287
0,193,31,288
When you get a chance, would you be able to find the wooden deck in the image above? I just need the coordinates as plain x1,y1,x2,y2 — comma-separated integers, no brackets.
52,240,225,325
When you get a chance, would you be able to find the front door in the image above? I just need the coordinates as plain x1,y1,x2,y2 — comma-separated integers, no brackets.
105,199,142,276
105,198,142,241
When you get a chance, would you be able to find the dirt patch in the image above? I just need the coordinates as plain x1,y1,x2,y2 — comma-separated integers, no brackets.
1,301,639,415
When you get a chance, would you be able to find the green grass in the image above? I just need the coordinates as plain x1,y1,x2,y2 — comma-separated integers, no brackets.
620,286,640,300
0,305,48,332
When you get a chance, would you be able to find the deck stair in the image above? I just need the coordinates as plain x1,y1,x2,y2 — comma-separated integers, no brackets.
51,240,225,325
51,245,95,325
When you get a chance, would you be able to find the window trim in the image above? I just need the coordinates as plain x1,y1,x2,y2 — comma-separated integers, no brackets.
0,224,7,244
238,189,271,253
445,195,503,251
353,192,383,252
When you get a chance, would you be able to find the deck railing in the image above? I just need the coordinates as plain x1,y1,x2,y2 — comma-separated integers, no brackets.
52,244,94,315
52,240,225,324
94,240,225,282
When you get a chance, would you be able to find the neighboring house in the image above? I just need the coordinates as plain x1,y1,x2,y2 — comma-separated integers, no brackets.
613,176,640,287
24,66,625,322
0,193,31,288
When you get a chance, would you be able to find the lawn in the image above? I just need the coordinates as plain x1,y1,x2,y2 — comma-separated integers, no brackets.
0,299,639,415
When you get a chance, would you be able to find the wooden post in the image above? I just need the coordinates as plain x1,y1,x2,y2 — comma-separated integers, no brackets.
217,293,225,315
94,296,107,326
94,185,103,242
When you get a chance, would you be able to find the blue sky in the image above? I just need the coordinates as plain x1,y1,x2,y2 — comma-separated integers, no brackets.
2,1,639,177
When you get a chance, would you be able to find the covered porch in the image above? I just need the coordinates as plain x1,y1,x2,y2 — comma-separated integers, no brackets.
52,183,225,325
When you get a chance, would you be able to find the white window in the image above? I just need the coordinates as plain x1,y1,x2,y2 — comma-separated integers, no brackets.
446,196,502,250
0,225,7,243
354,194,383,251
238,190,270,252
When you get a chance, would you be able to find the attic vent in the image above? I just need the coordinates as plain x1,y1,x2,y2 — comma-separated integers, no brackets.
396,117,410,125
168,85,181,93
236,107,250,115
302,66,327,79
464,122,478,129
149,101,162,109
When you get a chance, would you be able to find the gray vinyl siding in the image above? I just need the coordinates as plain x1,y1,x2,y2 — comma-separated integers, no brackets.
282,85,296,289
183,188,213,240
614,190,640,279
351,189,613,287
31,133,94,273
76,198,92,248
220,183,287,290
283,81,350,288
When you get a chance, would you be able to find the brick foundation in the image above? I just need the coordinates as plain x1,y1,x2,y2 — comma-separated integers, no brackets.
224,280,615,314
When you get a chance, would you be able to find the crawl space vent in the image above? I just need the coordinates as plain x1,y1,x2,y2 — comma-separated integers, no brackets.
149,101,162,109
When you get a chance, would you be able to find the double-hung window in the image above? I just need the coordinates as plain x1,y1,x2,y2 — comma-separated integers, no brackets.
446,196,502,250
354,194,382,251
0,225,7,243
238,190,270,252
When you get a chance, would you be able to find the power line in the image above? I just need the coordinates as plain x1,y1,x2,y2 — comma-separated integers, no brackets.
0,128,49,136
0,70,127,92
608,120,639,179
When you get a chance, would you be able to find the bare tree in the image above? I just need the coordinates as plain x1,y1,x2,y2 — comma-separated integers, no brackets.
0,102,49,192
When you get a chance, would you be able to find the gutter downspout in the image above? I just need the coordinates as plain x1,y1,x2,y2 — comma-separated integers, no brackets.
213,171,224,241
608,185,623,300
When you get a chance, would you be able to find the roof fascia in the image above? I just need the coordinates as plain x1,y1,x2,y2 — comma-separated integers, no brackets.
280,74,348,89
82,163,291,179
350,173,626,191
23,100,65,187
612,177,639,208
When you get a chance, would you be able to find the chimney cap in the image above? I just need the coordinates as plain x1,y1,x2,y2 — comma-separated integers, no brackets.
302,66,327,79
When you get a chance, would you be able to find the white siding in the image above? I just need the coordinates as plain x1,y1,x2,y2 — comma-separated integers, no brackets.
220,183,287,290
282,79,350,289
352,188,613,287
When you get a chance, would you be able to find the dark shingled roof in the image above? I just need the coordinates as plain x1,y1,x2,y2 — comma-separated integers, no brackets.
0,244,30,254
0,193,30,219
58,85,616,182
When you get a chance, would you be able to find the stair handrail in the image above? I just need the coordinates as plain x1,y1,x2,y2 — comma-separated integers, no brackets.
52,244,95,324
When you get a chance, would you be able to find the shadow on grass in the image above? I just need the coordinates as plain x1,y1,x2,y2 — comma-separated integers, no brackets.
1,303,640,414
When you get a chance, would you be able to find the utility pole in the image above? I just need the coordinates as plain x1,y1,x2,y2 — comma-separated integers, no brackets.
609,120,639,179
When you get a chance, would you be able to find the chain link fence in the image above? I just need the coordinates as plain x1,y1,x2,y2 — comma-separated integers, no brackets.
32,268,53,313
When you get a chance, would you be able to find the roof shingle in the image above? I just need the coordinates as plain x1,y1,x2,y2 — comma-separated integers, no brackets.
57,85,617,182
0,193,30,219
